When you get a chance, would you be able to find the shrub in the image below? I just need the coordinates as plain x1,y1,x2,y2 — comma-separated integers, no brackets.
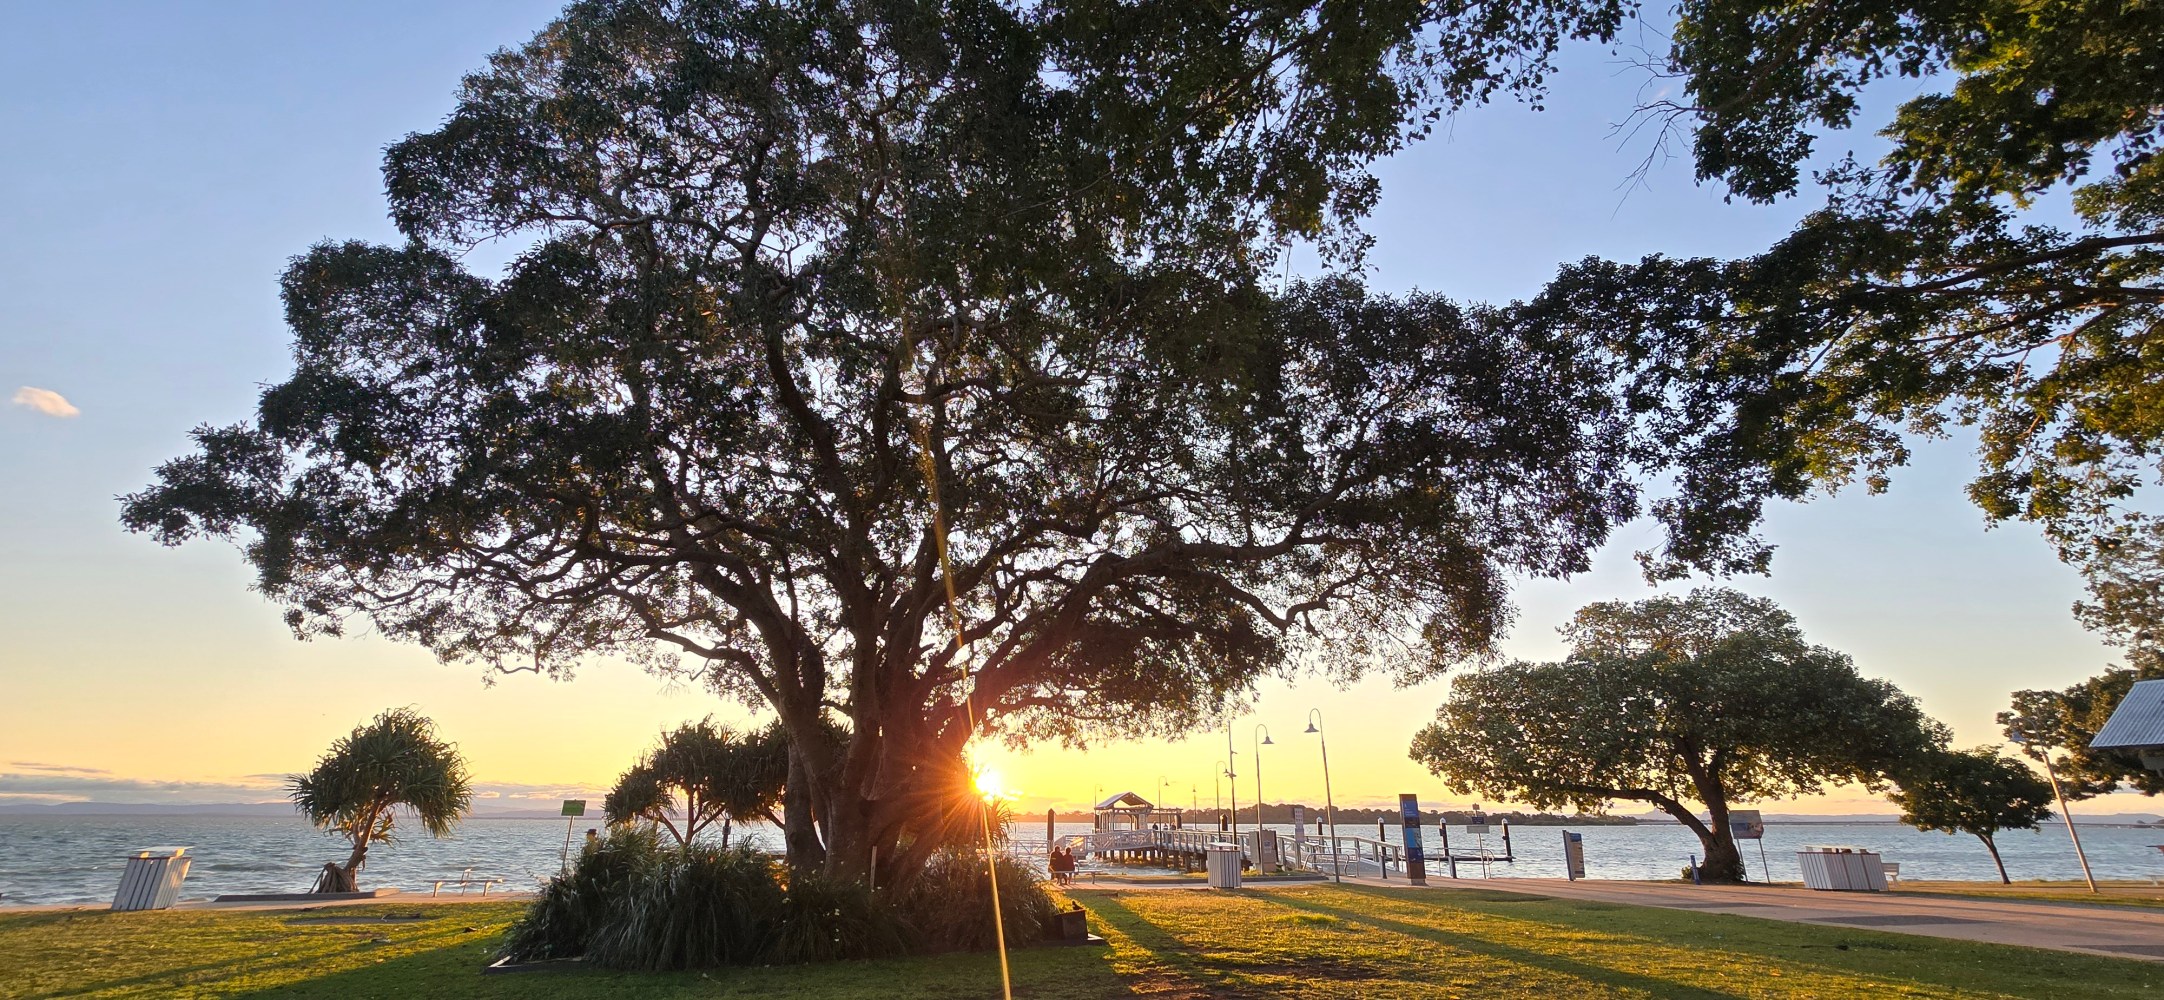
891,849,1059,953
499,825,667,962
585,843,785,971
766,872,911,964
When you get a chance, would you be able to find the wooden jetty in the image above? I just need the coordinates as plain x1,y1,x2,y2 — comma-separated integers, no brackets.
1069,828,1238,869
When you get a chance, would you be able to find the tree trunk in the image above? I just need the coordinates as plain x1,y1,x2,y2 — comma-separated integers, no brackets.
782,744,827,871
1684,756,1747,884
1981,834,2010,884
1650,790,1744,884
312,838,367,893
1694,828,1746,884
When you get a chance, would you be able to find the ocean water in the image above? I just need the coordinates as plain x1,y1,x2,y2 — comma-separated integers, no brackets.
4,815,2161,905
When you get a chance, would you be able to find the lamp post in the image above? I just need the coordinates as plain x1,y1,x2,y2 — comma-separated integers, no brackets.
1254,724,1273,832
1225,717,1240,842
1305,708,1340,882
2011,726,2098,893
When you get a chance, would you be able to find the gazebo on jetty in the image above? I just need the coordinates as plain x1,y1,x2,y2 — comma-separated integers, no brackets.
1088,791,1216,867
1092,791,1183,831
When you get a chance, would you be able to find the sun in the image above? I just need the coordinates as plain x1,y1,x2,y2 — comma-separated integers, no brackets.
971,765,1007,803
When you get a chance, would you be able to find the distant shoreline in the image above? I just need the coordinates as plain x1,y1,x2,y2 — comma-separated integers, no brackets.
3,805,2157,828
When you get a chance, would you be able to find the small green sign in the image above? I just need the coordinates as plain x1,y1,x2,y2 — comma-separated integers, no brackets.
561,799,587,817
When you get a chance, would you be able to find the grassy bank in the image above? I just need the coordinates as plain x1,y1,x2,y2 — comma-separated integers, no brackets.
1892,880,2164,910
2,883,2159,998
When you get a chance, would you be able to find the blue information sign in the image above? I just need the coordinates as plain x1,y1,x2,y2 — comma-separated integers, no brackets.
1398,794,1428,885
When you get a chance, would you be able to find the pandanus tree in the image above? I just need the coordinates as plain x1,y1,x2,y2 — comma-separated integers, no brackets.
289,708,472,893
605,719,787,848
123,0,1771,887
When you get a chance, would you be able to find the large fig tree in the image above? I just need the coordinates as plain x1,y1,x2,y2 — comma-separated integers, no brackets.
124,0,1751,885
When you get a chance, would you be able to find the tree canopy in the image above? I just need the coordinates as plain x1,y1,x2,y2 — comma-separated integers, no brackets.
122,0,1752,884
1411,588,1946,882
1521,2,2164,643
1888,746,2054,884
605,719,788,847
1998,649,2164,798
288,708,472,893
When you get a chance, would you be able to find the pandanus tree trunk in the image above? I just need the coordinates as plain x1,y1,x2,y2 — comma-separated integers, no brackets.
312,839,368,893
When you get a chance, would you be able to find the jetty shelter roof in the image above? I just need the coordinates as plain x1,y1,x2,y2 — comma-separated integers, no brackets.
2092,679,2164,750
1095,791,1171,812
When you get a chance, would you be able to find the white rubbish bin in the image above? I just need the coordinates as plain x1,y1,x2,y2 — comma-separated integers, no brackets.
113,847,193,911
1205,843,1243,889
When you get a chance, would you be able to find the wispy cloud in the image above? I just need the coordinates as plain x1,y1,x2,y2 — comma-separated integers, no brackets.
6,762,112,775
0,766,603,809
0,770,285,805
11,386,80,418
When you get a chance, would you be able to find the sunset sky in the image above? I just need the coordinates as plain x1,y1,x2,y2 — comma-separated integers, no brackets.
1,3,2141,818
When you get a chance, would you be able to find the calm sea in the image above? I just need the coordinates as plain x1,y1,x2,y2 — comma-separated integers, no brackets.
3,815,2161,905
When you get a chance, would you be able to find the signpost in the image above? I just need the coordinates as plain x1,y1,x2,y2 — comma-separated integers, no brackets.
1728,809,1770,882
1466,805,1491,877
1562,831,1586,881
1397,794,1428,885
1292,805,1307,866
560,799,587,872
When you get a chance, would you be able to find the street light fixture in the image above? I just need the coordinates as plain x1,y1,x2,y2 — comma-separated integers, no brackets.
1305,708,1340,881
2010,725,2098,893
1225,716,1240,842
1254,724,1273,833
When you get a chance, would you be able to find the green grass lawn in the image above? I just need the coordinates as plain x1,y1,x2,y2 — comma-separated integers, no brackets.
3,883,2160,999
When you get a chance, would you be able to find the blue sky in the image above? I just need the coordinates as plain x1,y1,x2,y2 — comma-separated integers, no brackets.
0,3,2138,814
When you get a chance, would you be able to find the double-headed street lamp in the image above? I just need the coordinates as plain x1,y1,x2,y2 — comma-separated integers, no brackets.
1305,708,1340,882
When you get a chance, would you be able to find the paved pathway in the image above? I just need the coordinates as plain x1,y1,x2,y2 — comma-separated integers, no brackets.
1357,876,2164,962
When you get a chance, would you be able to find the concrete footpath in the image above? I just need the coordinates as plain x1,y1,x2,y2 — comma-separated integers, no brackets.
1356,876,2164,962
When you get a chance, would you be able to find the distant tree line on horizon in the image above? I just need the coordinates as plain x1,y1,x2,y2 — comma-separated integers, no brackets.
1045,805,1640,827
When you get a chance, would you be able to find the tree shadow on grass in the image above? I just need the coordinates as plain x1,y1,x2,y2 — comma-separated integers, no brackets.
220,927,1125,999
6,919,486,1000
1254,888,1751,1000
1072,891,1273,999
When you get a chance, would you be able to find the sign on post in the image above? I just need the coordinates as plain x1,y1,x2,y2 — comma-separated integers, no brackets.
1563,831,1586,881
1728,809,1772,881
1291,804,1307,864
1397,794,1428,885
560,799,589,872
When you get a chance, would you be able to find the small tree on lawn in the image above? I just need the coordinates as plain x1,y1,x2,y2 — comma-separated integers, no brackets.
289,708,472,893
1890,747,2054,884
605,719,787,849
1412,588,1947,883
